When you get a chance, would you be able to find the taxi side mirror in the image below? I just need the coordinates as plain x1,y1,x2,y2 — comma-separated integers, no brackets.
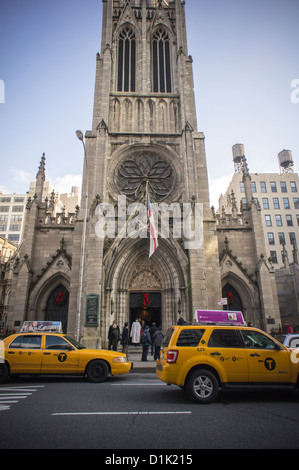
273,341,283,351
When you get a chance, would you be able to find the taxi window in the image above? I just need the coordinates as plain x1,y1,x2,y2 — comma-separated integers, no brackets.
208,329,242,348
45,336,72,350
162,328,175,347
9,335,42,349
241,330,276,350
176,329,205,347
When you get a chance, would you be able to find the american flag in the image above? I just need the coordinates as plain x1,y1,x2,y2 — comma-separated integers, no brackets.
148,195,158,257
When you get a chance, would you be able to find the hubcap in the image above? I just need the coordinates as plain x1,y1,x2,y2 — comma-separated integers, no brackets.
193,376,213,398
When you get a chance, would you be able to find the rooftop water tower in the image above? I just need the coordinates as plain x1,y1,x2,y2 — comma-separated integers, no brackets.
232,144,245,174
278,149,294,174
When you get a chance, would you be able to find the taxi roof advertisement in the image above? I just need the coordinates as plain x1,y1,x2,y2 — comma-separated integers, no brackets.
195,310,245,325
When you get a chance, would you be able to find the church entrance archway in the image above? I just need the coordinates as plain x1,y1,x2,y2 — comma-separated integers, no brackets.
129,292,162,328
222,283,244,314
45,284,69,333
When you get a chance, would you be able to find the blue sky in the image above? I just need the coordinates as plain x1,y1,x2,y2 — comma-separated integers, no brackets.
0,0,298,208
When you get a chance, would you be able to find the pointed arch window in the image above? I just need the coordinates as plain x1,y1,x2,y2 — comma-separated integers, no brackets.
153,28,172,93
117,27,136,92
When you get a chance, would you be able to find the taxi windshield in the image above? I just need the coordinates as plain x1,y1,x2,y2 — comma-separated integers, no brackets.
65,336,86,350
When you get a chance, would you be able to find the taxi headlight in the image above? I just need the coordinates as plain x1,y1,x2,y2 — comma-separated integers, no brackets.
113,356,127,363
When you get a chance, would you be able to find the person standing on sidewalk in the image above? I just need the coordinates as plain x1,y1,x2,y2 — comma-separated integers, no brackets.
153,327,164,361
140,325,151,362
121,322,129,356
149,322,158,356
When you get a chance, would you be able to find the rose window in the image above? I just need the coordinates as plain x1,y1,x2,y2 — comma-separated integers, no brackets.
117,152,174,201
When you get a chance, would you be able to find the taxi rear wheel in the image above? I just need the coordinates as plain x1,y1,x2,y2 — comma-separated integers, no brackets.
86,360,109,383
186,369,219,404
0,363,9,384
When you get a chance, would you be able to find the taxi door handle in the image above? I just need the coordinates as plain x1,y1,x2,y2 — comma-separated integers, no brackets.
43,352,51,356
250,353,260,357
211,352,221,356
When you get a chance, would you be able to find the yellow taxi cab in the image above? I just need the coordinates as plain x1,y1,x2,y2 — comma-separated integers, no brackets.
0,332,132,384
156,323,299,403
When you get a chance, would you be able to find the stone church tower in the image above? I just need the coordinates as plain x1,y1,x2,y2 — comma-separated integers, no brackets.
67,0,222,346
6,0,222,346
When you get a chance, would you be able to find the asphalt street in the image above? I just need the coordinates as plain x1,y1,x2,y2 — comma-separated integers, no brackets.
0,372,298,451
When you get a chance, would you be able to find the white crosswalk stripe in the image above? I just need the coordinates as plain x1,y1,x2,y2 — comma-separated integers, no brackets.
0,385,45,411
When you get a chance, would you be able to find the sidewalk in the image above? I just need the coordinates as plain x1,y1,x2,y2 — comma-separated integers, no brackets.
123,346,157,373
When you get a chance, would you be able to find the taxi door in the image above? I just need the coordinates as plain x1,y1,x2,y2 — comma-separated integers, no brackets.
240,329,291,383
206,329,248,383
6,335,43,373
41,335,79,373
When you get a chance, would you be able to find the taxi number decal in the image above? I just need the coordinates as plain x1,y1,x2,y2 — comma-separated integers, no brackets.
264,358,276,371
58,353,67,363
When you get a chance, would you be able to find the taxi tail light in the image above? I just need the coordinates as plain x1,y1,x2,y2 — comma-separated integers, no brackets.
167,350,179,364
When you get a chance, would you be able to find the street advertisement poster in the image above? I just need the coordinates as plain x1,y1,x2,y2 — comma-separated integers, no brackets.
195,309,245,325
20,321,63,333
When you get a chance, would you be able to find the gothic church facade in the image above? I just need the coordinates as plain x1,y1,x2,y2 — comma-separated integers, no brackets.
7,0,281,346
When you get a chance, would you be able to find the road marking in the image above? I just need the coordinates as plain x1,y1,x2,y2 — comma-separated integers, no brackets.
0,385,45,411
53,411,192,416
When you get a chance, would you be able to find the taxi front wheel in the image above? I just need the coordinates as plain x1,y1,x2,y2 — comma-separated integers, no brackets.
86,360,109,383
186,369,219,404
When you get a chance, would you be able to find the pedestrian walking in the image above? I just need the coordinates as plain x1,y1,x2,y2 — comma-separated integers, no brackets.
285,321,293,334
140,325,151,362
153,326,164,361
121,322,129,356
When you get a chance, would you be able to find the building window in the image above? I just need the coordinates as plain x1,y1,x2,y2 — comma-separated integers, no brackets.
240,182,245,193
293,198,299,209
289,232,296,245
270,182,277,193
265,215,272,226
0,197,11,203
153,28,172,93
10,215,22,223
14,197,25,203
0,206,9,213
117,27,136,92
262,198,269,209
12,206,24,213
270,251,278,264
251,182,257,193
9,224,21,232
7,234,20,242
297,215,299,226
280,181,287,193
260,181,267,193
0,224,7,231
278,232,286,245
275,215,282,226
0,215,8,222
286,215,293,226
273,198,280,209
291,181,297,192
283,198,290,209
267,233,275,245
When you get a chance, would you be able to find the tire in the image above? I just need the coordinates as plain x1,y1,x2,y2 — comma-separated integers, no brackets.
0,363,9,384
86,360,109,383
186,369,219,404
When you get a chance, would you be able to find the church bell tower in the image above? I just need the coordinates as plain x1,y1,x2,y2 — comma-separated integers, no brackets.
68,0,222,347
